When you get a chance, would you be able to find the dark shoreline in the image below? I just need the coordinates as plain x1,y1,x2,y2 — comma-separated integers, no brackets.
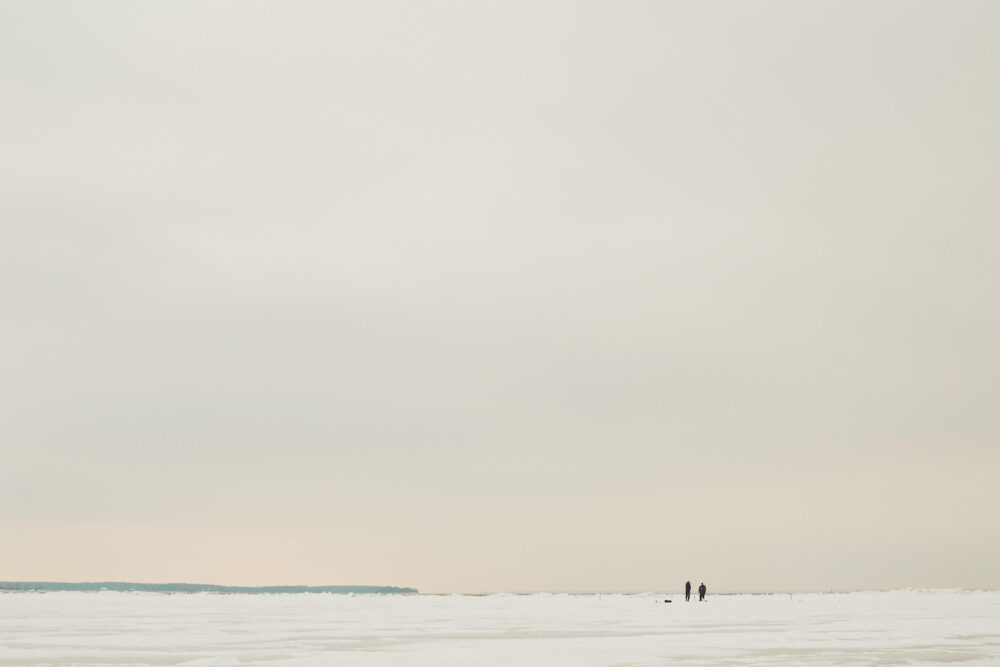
0,581,418,594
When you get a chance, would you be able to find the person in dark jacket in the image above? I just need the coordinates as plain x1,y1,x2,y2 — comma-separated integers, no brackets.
685,581,691,601
698,582,707,601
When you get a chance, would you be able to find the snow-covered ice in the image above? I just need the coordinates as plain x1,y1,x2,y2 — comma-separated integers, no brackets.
1,589,998,666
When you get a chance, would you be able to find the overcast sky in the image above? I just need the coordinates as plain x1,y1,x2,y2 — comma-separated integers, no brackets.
2,1,998,593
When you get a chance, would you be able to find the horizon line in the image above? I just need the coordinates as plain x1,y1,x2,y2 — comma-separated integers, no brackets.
2,581,996,596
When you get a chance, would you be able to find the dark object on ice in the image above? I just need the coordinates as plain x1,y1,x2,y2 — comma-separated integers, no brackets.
685,581,691,601
664,599,672,603
698,583,707,601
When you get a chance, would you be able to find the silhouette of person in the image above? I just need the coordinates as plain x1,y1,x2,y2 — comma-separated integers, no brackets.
685,581,691,601
698,582,706,601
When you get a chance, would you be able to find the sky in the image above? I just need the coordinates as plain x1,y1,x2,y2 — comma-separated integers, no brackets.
2,1,998,594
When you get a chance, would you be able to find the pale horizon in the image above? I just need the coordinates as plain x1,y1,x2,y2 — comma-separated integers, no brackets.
3,580,997,596
3,0,998,595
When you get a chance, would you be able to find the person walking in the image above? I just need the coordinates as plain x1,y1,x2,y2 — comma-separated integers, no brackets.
698,582,707,601
685,581,691,601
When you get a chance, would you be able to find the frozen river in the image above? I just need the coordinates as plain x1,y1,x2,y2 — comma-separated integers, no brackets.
1,590,998,666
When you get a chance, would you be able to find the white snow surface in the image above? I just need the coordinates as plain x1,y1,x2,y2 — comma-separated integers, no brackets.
1,590,998,666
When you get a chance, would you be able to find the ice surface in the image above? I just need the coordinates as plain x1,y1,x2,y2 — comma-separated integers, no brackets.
1,590,998,666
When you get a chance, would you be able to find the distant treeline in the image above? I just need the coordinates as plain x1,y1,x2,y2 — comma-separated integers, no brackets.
0,581,418,594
